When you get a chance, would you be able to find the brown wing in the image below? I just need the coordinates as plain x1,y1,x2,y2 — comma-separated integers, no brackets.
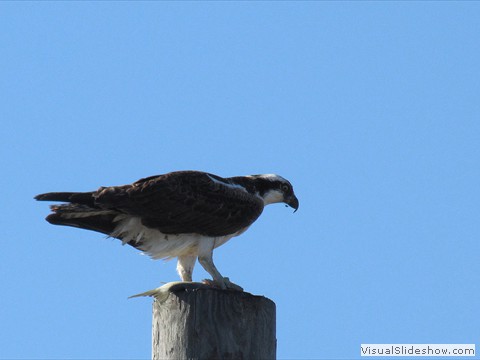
93,171,264,237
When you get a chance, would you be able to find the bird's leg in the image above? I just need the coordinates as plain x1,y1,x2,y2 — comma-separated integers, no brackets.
176,255,197,282
197,238,243,291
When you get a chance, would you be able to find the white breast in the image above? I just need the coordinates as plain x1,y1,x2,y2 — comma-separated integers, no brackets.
111,215,244,260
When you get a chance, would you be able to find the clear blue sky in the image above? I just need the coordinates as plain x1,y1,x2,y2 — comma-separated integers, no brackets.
1,2,479,359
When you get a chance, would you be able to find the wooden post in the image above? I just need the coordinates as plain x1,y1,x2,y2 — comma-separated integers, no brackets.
144,282,276,359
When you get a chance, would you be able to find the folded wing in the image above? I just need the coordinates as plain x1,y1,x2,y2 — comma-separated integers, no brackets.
94,171,264,237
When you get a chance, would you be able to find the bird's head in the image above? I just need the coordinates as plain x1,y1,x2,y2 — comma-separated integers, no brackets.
251,174,299,212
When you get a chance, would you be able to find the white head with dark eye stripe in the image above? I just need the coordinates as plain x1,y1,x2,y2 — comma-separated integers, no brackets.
251,174,299,211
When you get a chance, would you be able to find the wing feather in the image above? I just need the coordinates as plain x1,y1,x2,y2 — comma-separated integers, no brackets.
93,171,263,236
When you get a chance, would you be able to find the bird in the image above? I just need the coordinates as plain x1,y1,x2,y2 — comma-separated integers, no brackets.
35,170,299,290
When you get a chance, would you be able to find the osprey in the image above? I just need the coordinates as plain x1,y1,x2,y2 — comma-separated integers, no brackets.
35,170,299,290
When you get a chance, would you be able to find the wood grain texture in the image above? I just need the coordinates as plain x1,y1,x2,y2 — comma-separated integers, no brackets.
152,286,276,360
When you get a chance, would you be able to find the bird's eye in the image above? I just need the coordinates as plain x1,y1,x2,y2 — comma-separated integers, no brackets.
281,184,290,192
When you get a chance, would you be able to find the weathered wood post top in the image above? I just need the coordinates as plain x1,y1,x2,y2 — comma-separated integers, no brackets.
132,282,276,360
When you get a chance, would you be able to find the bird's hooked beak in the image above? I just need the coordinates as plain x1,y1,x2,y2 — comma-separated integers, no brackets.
286,195,299,213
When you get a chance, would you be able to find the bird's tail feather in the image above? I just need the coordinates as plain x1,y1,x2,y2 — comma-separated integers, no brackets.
45,205,120,236
35,191,96,206
35,191,141,248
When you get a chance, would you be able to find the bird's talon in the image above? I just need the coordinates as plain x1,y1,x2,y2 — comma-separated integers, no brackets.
202,278,243,291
